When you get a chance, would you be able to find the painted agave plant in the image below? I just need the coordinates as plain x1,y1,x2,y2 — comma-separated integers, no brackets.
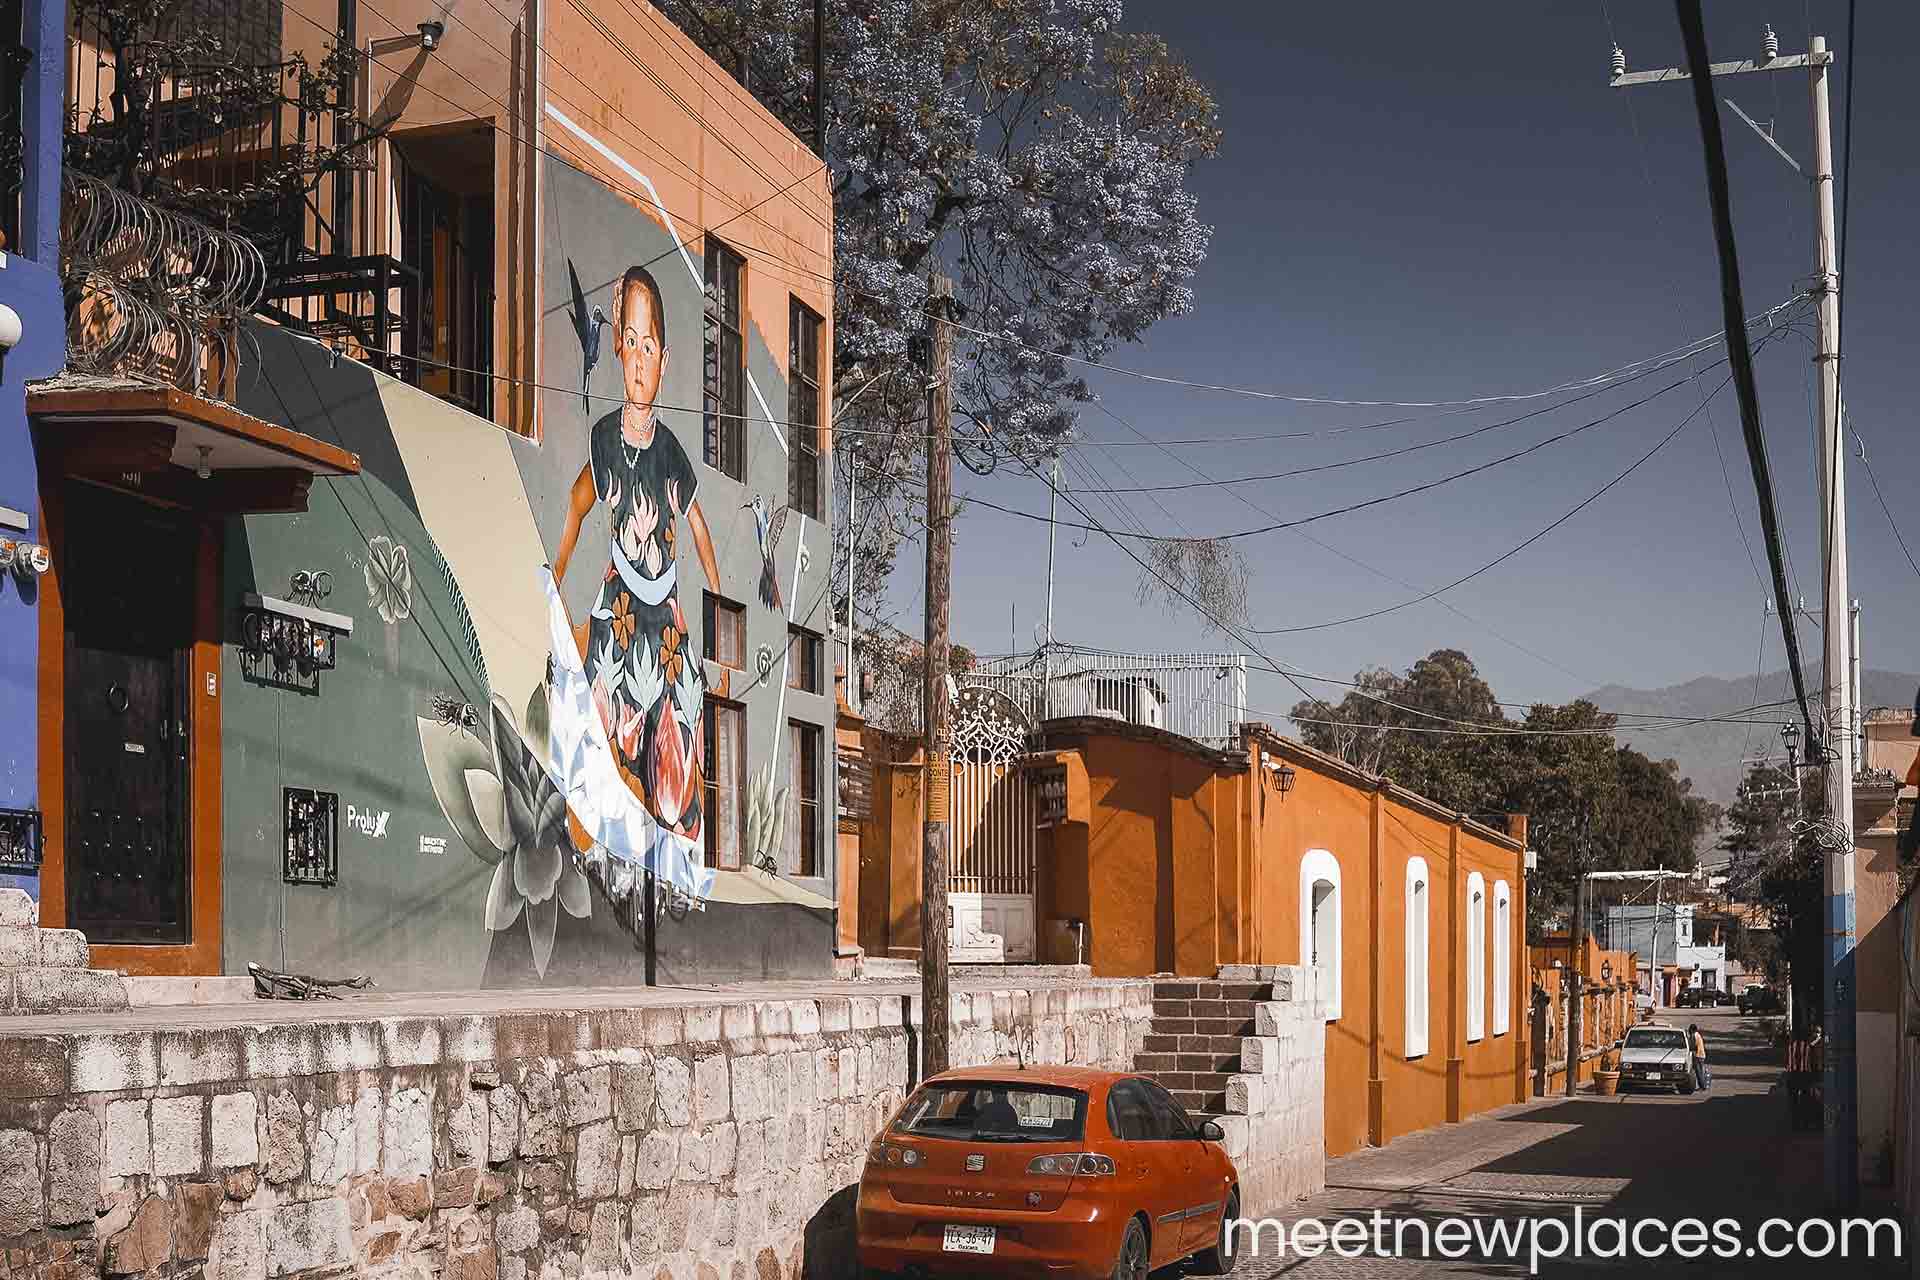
745,763,788,874
418,694,590,976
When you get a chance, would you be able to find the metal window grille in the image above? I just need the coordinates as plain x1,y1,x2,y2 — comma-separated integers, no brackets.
788,720,821,877
283,787,338,886
0,806,41,875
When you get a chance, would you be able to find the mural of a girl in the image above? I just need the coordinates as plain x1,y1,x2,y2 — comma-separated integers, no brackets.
552,265,720,861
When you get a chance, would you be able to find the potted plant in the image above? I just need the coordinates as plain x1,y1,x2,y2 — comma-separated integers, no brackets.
1594,1046,1621,1097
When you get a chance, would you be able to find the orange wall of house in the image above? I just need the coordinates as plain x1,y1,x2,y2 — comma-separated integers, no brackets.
541,0,834,434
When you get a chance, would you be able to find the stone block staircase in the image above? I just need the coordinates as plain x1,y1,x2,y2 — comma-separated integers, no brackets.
1137,968,1299,1118
0,888,129,1014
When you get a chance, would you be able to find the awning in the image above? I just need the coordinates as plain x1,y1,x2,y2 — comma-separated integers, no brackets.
28,377,359,513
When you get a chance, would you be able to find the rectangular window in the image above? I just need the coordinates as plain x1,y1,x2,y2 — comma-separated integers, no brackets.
1493,882,1512,1036
787,626,822,694
395,130,494,419
1406,863,1430,1060
1466,880,1486,1044
704,698,746,870
703,238,747,480
703,593,745,669
787,720,821,877
788,298,823,518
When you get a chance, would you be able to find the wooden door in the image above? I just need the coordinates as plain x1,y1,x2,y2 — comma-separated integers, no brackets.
62,484,195,943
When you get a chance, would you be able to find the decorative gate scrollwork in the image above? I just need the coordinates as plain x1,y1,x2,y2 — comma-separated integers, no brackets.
947,683,1038,960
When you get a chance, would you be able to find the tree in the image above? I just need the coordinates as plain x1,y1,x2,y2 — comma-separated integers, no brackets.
1291,649,1720,935
1723,762,1820,1030
657,1,1220,631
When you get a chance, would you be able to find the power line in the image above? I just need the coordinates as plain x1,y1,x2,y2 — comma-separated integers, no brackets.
961,357,1746,543
1674,0,1818,748
1243,363,1744,635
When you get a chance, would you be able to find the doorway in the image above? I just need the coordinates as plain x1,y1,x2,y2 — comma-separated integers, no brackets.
60,484,196,944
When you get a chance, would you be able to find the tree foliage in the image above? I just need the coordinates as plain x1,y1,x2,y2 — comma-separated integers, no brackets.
658,0,1220,631
1291,649,1721,935
1722,762,1821,1030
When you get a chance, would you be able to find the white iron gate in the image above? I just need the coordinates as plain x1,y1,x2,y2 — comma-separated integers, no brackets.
947,684,1037,962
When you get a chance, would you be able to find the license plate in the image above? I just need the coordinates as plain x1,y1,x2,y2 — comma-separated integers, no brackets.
943,1226,996,1254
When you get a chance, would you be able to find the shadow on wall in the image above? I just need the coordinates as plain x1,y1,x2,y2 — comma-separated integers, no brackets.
801,1184,859,1280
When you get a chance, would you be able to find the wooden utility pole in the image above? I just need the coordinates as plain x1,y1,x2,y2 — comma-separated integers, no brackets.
921,274,955,1077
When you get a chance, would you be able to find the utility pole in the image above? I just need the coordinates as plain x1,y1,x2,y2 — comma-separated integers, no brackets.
1566,833,1587,1099
921,274,955,1078
1615,21,1855,1211
1652,868,1663,1009
1042,452,1059,719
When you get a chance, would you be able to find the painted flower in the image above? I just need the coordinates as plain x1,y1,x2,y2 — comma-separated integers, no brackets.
649,698,694,829
364,535,413,625
663,519,676,557
610,593,636,649
660,625,684,686
417,695,589,977
615,695,645,763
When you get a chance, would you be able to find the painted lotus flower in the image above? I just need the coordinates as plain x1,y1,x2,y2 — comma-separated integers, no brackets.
418,695,589,976
648,698,692,829
364,535,413,624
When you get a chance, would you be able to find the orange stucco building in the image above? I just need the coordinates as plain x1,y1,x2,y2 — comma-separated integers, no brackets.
858,715,1530,1156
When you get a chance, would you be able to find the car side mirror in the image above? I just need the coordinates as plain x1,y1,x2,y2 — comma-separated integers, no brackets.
1197,1120,1225,1142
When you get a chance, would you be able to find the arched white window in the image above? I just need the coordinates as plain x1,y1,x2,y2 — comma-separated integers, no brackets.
1493,880,1512,1036
1466,872,1487,1044
1299,849,1342,1022
1406,856,1430,1059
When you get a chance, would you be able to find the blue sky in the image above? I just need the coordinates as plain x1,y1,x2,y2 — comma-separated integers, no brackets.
922,1,1918,722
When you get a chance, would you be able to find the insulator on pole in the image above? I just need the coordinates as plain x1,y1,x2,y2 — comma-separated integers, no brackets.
1763,25,1779,60
1611,44,1627,79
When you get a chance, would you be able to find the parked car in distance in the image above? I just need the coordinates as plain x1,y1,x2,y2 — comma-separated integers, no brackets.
1714,988,1736,1007
1674,987,1707,1009
1618,1023,1697,1094
1739,986,1783,1014
857,1065,1241,1279
1634,992,1655,1017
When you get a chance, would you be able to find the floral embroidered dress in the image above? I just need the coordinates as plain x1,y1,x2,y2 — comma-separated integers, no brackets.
581,410,705,850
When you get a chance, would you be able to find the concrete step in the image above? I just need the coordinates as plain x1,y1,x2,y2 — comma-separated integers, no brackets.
124,975,255,1007
0,925,89,969
7,967,128,1014
0,889,36,929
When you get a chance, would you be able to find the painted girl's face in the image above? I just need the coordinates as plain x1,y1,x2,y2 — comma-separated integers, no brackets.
618,280,667,413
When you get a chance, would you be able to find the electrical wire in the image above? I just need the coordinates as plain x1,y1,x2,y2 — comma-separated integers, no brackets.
961,356,1742,543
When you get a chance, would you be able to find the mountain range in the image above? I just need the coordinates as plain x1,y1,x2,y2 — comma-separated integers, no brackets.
1579,668,1920,821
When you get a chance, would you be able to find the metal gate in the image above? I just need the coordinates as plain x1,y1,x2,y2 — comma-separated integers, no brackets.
947,684,1037,962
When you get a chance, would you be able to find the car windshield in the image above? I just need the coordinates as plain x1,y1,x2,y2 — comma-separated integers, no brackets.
895,1083,1088,1143
1626,1030,1686,1050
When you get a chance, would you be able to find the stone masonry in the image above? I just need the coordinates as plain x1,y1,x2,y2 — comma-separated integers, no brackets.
1138,965,1326,1211
0,982,1159,1279
0,889,127,1016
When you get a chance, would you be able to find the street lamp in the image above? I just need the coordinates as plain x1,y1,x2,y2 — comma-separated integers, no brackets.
1781,720,1801,771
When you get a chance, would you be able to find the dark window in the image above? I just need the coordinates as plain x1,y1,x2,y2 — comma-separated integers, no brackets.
788,298,823,518
704,238,746,480
704,697,746,870
703,593,745,669
395,132,494,418
896,1083,1087,1142
787,626,822,694
788,720,821,877
1141,1081,1196,1139
1105,1082,1159,1141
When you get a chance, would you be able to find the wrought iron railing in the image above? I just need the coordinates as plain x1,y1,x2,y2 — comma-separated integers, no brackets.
875,645,1250,750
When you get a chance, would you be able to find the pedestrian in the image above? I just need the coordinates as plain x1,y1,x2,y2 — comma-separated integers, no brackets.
1785,1031,1818,1129
1688,1022,1710,1093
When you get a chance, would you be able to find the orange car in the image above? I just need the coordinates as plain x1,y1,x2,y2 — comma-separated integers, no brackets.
856,1064,1240,1279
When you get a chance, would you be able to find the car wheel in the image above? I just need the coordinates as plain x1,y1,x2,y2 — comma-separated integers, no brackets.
1190,1189,1240,1275
1112,1217,1150,1280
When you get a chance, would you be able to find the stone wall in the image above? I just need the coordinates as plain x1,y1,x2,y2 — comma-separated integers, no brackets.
0,982,1153,1280
1213,965,1325,1212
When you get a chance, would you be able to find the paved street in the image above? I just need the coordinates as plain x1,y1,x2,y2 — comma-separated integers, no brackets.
1220,1007,1905,1278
